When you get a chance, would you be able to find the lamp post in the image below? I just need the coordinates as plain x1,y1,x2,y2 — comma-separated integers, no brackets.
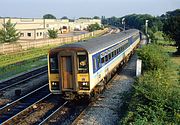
145,20,148,34
145,20,151,43
122,18,125,31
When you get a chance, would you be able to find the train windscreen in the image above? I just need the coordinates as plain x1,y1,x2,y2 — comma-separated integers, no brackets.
77,52,88,73
50,56,59,73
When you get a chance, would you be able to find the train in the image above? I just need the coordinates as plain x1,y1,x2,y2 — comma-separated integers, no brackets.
48,29,141,99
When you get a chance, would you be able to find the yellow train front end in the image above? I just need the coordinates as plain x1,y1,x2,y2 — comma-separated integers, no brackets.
48,48,90,100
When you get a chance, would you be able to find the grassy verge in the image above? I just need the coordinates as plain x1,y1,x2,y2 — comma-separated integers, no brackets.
120,44,180,125
0,43,66,81
0,56,47,81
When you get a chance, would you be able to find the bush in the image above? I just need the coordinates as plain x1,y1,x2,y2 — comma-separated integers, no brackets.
0,20,20,43
121,69,180,125
137,44,170,71
120,44,180,125
48,29,58,39
87,23,103,32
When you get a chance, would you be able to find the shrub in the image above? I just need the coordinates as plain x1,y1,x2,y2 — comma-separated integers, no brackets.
120,44,180,125
48,29,58,39
87,23,103,32
0,20,20,43
137,44,170,71
121,69,180,125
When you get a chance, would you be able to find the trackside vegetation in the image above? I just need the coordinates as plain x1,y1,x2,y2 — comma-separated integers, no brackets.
120,44,180,125
0,20,20,43
48,29,58,39
87,23,103,32
0,46,52,80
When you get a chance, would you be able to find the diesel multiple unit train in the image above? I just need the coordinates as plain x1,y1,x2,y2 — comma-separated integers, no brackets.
48,29,141,99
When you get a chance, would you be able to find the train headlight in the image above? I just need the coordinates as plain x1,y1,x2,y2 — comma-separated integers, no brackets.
51,81,59,90
52,82,57,86
82,82,88,86
79,82,90,90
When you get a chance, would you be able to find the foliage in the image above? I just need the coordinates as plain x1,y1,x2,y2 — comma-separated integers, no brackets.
0,20,20,43
137,44,170,71
154,31,175,46
121,44,180,125
104,14,163,33
87,23,103,32
48,29,58,39
61,16,68,19
103,14,164,43
162,9,180,54
121,70,180,125
93,16,100,19
79,17,92,19
43,14,56,19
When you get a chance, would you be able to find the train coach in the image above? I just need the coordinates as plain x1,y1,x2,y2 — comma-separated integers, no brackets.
48,29,141,99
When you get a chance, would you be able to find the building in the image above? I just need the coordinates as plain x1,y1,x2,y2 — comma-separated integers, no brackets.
0,18,101,40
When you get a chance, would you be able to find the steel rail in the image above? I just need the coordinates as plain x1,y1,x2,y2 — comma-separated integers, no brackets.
0,84,48,110
1,93,52,125
0,70,47,92
0,84,52,124
38,101,68,125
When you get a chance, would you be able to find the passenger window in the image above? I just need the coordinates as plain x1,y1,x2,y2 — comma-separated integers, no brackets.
112,52,114,57
93,58,97,71
101,57,105,63
50,56,59,73
97,55,101,68
113,51,116,56
108,53,111,60
105,55,108,62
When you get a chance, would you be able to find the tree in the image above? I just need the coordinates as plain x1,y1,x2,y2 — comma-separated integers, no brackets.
48,29,58,39
43,14,56,19
0,20,20,43
163,9,180,55
61,16,68,19
93,16,100,19
79,17,91,19
87,23,103,32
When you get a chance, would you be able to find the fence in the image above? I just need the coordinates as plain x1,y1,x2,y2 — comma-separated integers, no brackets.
0,28,109,54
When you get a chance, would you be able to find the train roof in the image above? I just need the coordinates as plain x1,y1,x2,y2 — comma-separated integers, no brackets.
51,29,139,54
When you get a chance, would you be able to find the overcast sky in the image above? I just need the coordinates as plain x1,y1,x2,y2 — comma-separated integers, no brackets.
1,0,180,18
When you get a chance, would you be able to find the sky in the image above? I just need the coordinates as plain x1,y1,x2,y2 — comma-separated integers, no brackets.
0,0,180,19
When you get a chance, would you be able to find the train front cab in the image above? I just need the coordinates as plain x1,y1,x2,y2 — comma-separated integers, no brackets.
48,48,90,99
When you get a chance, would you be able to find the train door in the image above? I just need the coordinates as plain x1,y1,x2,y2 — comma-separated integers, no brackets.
59,52,76,91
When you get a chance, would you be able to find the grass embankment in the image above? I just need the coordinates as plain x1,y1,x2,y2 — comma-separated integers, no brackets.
0,45,56,81
120,43,180,124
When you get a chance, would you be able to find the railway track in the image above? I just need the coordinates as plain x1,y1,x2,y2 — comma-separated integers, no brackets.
35,68,121,125
0,63,129,125
0,84,50,124
0,66,48,92
71,69,121,125
36,99,89,125
38,101,68,125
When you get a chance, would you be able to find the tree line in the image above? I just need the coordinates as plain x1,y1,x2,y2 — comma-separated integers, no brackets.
102,9,180,55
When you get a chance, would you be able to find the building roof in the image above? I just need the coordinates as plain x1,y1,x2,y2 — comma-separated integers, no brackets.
53,29,139,54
